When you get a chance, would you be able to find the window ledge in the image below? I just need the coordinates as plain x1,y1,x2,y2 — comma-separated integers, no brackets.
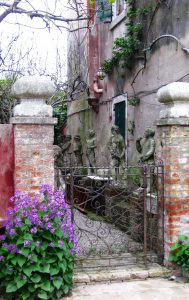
109,9,126,31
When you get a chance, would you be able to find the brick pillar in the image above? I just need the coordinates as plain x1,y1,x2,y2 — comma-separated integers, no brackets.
156,82,189,262
10,76,57,193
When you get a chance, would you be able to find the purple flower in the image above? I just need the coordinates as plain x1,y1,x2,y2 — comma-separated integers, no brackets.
48,242,54,248
9,229,16,236
24,240,31,247
50,228,55,234
35,241,41,247
45,222,52,230
14,218,22,228
6,244,17,253
58,240,63,247
43,215,49,222
0,235,5,240
30,227,37,234
50,276,53,281
181,240,187,245
40,184,54,195
0,256,4,261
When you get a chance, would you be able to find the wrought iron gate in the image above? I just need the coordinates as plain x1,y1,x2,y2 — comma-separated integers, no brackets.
57,162,164,267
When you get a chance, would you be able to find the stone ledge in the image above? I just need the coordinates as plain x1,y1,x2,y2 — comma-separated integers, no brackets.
10,117,58,125
156,118,189,126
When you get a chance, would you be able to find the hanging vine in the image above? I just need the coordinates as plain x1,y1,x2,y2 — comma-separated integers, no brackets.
102,0,152,74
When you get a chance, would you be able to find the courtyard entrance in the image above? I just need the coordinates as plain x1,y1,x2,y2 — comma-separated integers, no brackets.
58,162,164,269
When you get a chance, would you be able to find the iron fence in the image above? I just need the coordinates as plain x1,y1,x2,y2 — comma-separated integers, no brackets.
55,162,164,267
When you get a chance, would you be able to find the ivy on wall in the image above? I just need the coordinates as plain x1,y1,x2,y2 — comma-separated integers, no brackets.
102,0,151,74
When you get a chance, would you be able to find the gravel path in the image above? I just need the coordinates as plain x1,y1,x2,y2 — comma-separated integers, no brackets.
73,209,143,257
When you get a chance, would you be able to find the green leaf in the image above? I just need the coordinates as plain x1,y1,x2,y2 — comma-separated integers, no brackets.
23,233,33,241
63,285,70,295
38,291,48,299
16,277,27,289
39,263,50,273
56,250,63,260
25,219,31,226
46,257,57,264
23,265,34,277
64,273,73,285
18,255,27,267
28,285,35,292
50,265,60,276
11,256,17,266
7,253,14,260
59,260,67,272
43,231,52,240
41,280,51,292
21,290,30,300
31,274,41,283
21,248,30,257
53,277,63,290
55,230,63,238
6,282,18,293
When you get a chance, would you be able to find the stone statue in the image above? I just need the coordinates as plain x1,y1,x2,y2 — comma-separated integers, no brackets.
108,125,127,183
73,135,83,166
61,135,72,165
136,127,155,192
86,129,96,173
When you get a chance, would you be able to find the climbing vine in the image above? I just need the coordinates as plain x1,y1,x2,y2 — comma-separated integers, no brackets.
102,0,151,74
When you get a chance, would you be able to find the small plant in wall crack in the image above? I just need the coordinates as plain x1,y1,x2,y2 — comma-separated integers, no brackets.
128,120,135,135
128,96,140,106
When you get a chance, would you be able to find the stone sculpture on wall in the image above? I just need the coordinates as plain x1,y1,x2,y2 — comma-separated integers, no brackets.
108,125,127,184
136,127,156,192
86,129,96,174
73,135,83,166
61,135,72,166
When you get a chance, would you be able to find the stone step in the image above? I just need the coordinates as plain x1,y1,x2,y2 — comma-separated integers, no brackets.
74,252,159,270
74,263,171,285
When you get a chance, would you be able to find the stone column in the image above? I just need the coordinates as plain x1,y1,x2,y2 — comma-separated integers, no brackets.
157,82,189,262
10,76,57,193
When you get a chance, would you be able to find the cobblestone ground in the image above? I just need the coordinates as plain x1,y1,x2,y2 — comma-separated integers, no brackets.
65,278,189,300
74,209,142,256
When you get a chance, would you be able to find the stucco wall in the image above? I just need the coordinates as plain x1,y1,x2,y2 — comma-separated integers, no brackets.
67,0,189,165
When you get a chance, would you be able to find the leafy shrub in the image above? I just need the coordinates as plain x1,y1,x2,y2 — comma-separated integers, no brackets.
169,235,189,270
0,185,79,300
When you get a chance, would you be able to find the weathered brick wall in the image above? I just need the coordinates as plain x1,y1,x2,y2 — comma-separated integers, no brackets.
13,121,55,193
157,122,189,260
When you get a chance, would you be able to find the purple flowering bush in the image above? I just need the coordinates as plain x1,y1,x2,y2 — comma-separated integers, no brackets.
169,235,189,270
0,185,79,300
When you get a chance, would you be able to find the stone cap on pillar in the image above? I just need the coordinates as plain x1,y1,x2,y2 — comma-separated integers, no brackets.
157,82,189,119
11,76,56,117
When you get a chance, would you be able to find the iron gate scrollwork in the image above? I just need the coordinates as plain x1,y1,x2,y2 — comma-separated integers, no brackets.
56,162,164,266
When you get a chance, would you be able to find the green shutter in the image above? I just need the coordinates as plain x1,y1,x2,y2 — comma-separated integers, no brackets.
96,0,112,23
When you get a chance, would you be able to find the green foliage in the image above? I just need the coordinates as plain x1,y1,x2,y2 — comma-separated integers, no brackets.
102,0,152,73
169,235,189,271
128,96,140,106
52,91,67,146
128,167,141,186
0,76,17,123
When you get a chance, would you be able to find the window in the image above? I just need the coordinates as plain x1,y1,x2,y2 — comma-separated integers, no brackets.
112,0,126,21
